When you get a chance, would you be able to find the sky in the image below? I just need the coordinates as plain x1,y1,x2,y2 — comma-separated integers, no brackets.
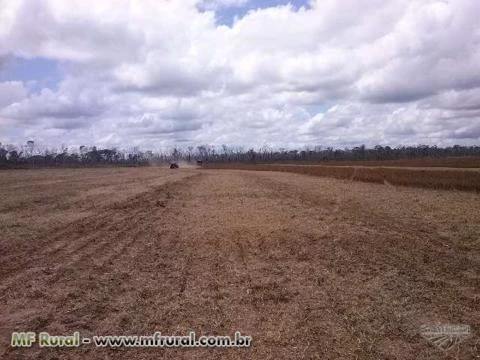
0,0,479,150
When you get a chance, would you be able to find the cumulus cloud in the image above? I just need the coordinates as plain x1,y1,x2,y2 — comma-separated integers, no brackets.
0,0,479,148
1,88,104,123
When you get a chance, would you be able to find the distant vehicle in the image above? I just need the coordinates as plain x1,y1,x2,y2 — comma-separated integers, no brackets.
170,163,179,169
196,160,203,166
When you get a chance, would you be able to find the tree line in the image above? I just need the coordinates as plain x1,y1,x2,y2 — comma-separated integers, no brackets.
1,142,479,168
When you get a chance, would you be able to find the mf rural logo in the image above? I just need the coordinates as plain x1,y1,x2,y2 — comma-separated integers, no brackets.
420,324,472,352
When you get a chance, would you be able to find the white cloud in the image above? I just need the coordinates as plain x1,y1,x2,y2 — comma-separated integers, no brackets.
0,0,479,148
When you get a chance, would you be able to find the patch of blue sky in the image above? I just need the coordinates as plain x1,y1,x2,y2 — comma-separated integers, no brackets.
0,57,61,92
214,0,310,26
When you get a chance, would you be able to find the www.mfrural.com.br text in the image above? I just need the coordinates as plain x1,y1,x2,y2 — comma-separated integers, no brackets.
11,331,252,348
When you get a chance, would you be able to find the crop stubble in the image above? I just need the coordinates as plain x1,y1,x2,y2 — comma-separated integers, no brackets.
0,167,479,359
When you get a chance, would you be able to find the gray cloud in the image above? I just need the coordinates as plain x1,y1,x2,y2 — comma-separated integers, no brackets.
120,114,203,134
0,81,27,108
452,123,480,139
0,88,105,123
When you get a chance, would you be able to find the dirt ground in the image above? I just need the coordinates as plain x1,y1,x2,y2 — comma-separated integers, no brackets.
0,167,479,359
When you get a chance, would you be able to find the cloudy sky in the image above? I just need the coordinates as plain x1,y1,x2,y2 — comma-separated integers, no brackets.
0,0,479,150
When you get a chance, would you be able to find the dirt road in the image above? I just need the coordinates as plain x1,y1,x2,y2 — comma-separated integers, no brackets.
1,168,479,359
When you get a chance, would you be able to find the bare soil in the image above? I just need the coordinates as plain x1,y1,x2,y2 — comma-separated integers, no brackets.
0,167,479,359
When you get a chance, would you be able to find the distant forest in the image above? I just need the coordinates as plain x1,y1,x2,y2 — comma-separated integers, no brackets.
1,141,479,168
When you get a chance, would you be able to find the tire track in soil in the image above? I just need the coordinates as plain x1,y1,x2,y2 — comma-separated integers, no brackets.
0,173,194,278
0,174,198,296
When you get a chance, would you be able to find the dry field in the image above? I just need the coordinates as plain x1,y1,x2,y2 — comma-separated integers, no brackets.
206,163,480,191
0,167,479,359
264,157,480,168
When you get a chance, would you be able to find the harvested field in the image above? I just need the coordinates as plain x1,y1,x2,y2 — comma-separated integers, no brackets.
205,163,480,191
1,167,479,359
